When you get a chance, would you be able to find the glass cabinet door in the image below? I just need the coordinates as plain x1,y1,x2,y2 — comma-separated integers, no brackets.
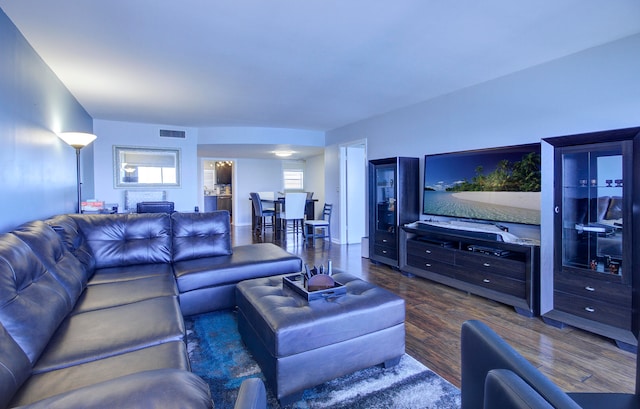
375,164,396,233
560,143,625,277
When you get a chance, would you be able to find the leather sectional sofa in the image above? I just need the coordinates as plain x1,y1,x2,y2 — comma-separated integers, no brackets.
0,210,300,409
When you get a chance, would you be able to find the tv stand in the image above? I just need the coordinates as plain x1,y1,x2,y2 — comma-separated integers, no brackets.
400,224,540,317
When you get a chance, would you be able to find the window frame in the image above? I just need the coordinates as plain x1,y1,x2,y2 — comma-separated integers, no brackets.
113,146,181,188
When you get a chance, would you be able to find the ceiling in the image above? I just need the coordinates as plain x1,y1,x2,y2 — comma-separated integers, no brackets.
198,143,324,160
2,1,640,134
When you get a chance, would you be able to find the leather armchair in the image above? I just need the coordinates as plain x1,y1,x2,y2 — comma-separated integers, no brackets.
483,369,554,409
462,320,640,409
461,320,581,409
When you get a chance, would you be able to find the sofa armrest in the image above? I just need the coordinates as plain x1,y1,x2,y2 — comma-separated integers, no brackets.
14,369,212,409
461,320,581,409
484,369,554,409
234,378,267,409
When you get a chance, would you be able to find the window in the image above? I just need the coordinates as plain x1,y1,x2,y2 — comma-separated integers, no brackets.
283,170,304,190
114,146,181,188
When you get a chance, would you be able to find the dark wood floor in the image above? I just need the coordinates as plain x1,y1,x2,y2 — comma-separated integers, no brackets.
233,225,636,394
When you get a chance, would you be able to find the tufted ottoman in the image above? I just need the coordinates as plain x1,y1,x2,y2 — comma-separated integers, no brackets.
236,271,405,404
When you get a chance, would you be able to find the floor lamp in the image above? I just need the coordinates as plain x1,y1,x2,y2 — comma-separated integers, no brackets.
58,132,97,213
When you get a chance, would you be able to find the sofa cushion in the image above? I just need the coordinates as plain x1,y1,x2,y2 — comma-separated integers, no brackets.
171,211,232,262
0,323,32,409
33,296,184,374
74,214,172,269
10,341,190,407
89,263,174,285
236,272,405,358
12,221,89,305
0,233,72,364
70,275,178,315
13,369,212,409
46,215,96,275
173,243,302,293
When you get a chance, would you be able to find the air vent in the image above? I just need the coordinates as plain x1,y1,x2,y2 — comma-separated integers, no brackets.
159,129,186,138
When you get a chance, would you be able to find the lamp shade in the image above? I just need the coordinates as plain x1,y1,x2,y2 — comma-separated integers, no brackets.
58,132,97,149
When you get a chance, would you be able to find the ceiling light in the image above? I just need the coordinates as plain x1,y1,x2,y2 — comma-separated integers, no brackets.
273,150,294,157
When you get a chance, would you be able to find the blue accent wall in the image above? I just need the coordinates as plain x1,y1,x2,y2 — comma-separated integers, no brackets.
0,9,93,232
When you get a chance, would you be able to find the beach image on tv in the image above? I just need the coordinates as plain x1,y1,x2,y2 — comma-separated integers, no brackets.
423,145,541,225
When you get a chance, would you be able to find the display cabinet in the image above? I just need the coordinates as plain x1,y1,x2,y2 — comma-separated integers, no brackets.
542,127,640,350
368,157,419,268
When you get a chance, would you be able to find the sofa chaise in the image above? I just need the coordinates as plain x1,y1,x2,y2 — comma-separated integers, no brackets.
0,210,300,409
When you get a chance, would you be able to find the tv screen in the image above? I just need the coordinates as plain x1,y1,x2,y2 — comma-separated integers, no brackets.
423,143,541,225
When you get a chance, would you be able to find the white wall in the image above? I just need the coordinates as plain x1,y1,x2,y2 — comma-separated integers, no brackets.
92,119,199,212
233,158,286,226
304,153,325,219
198,126,325,145
0,9,93,232
323,144,341,242
329,35,640,157
326,33,640,242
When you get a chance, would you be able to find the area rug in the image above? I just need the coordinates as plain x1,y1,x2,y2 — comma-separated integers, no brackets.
185,310,461,409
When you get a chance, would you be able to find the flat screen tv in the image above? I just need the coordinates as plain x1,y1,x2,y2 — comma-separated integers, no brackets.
423,143,541,225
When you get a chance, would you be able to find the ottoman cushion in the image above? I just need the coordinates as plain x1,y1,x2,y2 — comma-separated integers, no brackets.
236,271,405,403
236,272,405,357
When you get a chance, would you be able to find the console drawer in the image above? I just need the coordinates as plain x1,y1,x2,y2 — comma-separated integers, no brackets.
407,254,457,278
456,251,525,281
374,233,396,250
374,244,397,260
554,272,630,307
456,268,525,298
554,291,631,329
407,240,455,264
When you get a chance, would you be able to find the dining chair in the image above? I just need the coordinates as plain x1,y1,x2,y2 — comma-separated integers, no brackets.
136,201,175,214
256,191,276,211
250,192,275,235
279,192,307,235
304,203,332,245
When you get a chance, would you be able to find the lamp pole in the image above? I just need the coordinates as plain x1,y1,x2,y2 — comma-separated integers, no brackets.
74,147,82,214
57,132,97,214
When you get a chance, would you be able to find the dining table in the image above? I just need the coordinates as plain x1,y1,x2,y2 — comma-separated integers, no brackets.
250,196,317,235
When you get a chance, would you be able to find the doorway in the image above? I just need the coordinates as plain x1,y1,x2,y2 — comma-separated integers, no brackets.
202,159,234,220
340,140,367,244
